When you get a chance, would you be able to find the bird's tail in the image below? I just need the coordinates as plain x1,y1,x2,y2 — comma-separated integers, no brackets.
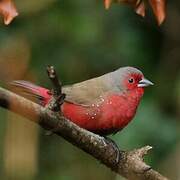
10,80,51,106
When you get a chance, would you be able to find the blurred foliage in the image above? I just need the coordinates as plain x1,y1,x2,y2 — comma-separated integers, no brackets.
0,0,179,180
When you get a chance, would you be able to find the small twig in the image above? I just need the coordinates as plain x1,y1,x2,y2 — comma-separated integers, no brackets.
46,65,66,112
46,65,62,96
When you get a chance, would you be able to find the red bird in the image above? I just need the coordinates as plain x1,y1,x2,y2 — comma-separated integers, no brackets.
12,67,153,135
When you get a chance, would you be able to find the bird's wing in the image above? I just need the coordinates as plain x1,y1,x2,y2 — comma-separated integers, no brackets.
62,76,111,106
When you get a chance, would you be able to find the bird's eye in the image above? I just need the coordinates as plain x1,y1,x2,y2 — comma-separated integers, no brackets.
128,78,134,83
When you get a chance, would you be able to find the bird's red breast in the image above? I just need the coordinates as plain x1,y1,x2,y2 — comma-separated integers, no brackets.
62,87,144,134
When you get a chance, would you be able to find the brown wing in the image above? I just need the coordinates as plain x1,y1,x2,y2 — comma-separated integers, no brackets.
62,76,111,106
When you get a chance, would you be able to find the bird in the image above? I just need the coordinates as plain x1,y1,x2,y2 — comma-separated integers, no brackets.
11,66,153,136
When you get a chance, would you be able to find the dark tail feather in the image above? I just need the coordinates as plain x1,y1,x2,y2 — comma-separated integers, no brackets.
10,80,51,106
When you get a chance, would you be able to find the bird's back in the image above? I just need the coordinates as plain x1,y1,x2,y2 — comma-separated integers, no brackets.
62,73,113,106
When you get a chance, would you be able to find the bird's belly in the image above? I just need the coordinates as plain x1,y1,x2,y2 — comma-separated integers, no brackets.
97,97,137,131
62,94,138,134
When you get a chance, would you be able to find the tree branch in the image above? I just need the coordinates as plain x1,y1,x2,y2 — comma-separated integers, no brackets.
0,86,169,180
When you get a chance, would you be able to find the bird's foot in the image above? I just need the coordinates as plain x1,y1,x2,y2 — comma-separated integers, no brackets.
104,136,120,165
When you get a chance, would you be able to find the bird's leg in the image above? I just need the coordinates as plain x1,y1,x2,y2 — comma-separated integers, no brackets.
103,136,121,165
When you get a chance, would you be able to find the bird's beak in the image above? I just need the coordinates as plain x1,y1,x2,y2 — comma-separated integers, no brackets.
138,78,154,87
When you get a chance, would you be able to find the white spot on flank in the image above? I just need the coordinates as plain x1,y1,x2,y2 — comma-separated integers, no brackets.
100,98,105,102
99,96,105,102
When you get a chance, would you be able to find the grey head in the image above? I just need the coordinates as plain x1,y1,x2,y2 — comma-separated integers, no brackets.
109,66,153,91
107,66,144,91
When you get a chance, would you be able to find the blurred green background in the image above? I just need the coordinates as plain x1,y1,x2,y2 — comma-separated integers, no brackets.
0,0,179,180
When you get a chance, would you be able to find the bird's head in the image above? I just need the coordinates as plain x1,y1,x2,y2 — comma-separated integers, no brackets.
110,67,153,94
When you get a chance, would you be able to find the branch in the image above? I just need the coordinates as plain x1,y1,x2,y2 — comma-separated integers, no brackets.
0,86,168,180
